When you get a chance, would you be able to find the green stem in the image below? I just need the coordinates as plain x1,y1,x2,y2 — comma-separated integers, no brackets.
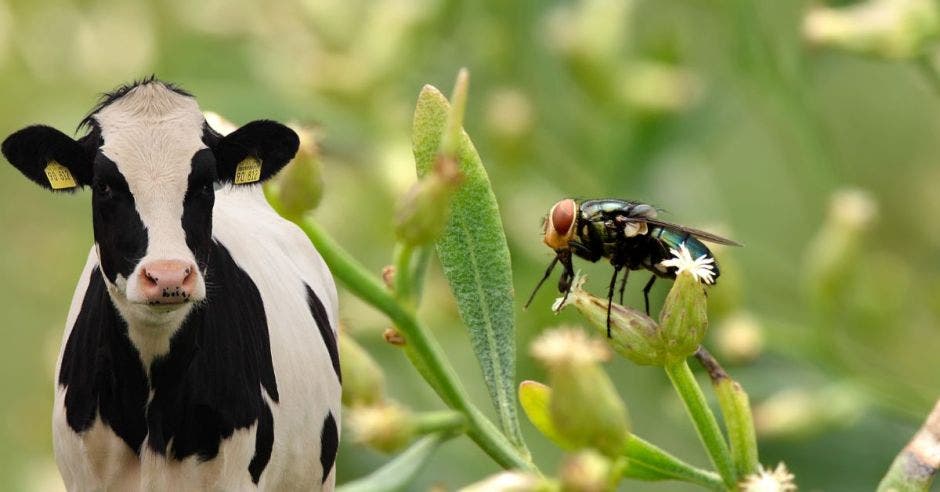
412,410,466,436
695,348,760,477
393,243,416,305
664,359,737,488
877,399,940,492
411,246,433,304
297,216,534,471
624,435,725,490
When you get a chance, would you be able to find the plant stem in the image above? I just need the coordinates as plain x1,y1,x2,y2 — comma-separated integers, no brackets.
695,347,760,477
624,435,725,490
877,399,940,492
411,247,433,304
664,359,737,488
413,410,467,435
297,216,534,471
393,243,415,305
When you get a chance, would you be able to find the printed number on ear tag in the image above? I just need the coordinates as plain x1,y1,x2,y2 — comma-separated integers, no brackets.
44,161,77,189
234,157,262,184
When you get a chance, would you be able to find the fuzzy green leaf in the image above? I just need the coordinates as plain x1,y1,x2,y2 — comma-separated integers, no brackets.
412,82,525,451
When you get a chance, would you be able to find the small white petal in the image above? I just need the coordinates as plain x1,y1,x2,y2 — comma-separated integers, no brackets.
659,243,717,285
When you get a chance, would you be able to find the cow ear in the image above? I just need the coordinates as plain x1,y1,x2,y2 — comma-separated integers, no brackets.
2,125,94,192
213,120,299,185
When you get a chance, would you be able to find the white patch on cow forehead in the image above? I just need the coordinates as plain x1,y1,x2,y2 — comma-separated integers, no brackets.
95,83,206,176
94,83,206,261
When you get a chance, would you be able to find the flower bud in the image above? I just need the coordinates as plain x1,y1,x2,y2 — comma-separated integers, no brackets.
485,88,535,142
803,0,939,60
347,402,414,453
339,331,386,408
714,311,765,364
659,271,708,364
559,450,615,492
530,328,630,457
619,61,701,115
394,155,462,246
272,124,323,218
459,471,555,492
518,380,575,450
382,327,406,346
553,275,667,366
740,463,797,492
753,385,864,439
805,188,878,311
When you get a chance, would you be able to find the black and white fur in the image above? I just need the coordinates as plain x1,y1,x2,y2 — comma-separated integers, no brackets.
2,79,341,490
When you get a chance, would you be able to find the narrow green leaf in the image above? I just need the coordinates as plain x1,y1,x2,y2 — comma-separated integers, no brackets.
337,434,450,492
412,80,525,451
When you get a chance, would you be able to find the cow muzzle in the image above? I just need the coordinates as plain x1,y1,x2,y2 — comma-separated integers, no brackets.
138,259,199,305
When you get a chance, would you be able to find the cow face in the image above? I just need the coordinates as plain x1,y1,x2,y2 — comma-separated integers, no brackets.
2,80,299,326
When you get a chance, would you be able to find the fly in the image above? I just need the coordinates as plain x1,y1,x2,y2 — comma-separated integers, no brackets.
524,198,741,336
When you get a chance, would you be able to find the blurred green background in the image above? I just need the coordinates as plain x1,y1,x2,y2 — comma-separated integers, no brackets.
1,0,939,490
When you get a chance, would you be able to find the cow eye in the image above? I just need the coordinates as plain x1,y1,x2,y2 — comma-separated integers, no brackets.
95,182,114,199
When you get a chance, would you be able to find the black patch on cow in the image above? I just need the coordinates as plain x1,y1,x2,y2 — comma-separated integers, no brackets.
201,121,223,149
78,76,193,132
212,120,299,185
58,268,149,452
320,412,338,484
92,155,147,283
146,241,279,464
1,125,96,191
248,402,274,484
58,242,279,481
182,149,218,274
305,284,341,383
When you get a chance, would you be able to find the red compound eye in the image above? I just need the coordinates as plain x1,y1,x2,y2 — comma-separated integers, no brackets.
550,199,575,236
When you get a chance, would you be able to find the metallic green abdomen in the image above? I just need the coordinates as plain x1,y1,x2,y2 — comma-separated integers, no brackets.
651,226,721,278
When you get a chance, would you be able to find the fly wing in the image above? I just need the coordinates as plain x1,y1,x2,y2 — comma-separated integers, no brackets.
620,216,742,246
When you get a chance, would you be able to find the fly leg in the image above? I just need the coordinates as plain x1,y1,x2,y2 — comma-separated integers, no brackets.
606,265,622,338
524,255,559,309
618,269,629,305
642,275,657,316
554,251,576,312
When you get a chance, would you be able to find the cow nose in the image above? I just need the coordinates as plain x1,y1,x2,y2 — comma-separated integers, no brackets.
138,260,197,304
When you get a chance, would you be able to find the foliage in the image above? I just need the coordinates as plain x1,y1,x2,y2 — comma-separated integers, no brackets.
3,0,940,490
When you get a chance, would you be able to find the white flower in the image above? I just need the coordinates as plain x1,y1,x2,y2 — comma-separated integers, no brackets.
740,463,797,492
659,243,717,284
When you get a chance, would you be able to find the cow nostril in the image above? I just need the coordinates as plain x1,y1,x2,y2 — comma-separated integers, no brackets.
182,266,196,287
143,270,159,286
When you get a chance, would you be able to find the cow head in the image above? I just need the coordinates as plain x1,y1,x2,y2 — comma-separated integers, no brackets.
2,79,299,326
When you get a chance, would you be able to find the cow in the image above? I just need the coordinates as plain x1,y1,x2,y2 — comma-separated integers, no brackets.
1,78,341,490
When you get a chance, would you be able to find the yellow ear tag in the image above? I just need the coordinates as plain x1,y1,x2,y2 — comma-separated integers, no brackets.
44,161,77,189
234,157,262,184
